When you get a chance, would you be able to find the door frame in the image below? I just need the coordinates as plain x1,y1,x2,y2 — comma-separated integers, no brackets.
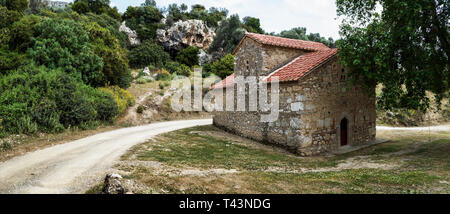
337,113,352,147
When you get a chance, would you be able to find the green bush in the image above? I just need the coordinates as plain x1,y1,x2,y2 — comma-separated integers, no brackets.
9,15,40,51
83,21,131,88
176,46,199,67
128,41,170,69
5,0,28,12
212,54,234,78
156,69,171,81
99,86,135,115
176,64,192,77
122,5,163,42
28,18,105,87
1,141,12,150
137,105,144,114
0,66,119,135
164,60,181,74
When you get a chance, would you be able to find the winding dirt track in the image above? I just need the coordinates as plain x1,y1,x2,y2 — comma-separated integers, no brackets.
0,119,212,194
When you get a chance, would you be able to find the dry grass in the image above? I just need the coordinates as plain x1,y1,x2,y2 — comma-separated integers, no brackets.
99,125,450,194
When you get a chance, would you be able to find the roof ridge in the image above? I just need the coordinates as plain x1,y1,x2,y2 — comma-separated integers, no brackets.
245,32,329,46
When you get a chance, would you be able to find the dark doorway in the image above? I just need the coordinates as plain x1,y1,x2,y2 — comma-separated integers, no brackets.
340,118,348,146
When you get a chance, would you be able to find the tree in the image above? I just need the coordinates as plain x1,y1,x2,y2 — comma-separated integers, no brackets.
208,14,246,57
212,54,234,79
29,0,45,14
128,41,170,69
122,5,163,41
279,27,335,48
9,14,40,51
83,21,131,88
72,1,89,14
141,0,156,7
5,0,28,12
336,0,449,111
28,18,104,87
243,16,264,34
176,46,199,67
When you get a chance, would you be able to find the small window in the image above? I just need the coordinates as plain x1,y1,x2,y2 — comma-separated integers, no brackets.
340,69,347,82
246,60,249,72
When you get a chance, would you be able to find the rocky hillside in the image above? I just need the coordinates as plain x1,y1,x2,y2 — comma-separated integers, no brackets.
157,19,215,51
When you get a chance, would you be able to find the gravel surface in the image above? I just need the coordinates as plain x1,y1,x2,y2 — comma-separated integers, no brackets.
0,119,212,194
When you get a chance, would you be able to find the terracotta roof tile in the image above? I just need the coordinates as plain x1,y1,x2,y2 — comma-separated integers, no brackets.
265,48,338,82
212,49,338,89
244,33,330,52
211,73,234,89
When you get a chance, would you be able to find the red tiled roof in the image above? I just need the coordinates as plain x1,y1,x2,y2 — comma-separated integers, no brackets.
233,33,330,54
212,49,338,89
211,73,235,89
212,34,338,89
265,48,338,82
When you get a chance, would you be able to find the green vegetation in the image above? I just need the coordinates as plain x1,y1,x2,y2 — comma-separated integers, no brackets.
128,41,170,69
278,27,335,48
0,1,133,137
122,4,163,42
164,3,228,28
208,14,246,56
175,46,199,67
211,54,234,78
336,0,449,111
0,66,118,135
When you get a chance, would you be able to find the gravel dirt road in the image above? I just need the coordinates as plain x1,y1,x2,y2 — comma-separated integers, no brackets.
0,119,212,194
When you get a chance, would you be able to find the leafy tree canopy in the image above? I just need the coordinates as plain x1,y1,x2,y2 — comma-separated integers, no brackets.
336,0,449,111
128,40,170,69
28,18,104,87
208,14,246,56
278,27,335,48
73,0,121,21
122,5,163,41
176,46,199,67
5,0,28,13
212,54,234,79
243,16,264,34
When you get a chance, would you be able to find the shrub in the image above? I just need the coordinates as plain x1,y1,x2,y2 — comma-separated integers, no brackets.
212,54,234,78
122,5,163,41
164,60,181,74
83,21,131,88
1,141,12,151
175,46,199,67
156,68,171,81
28,18,105,87
0,66,119,135
176,64,192,77
9,15,41,51
5,0,28,12
128,41,170,69
99,86,135,115
136,105,144,114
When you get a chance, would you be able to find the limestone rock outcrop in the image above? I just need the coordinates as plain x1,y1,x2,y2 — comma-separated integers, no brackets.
119,21,141,47
156,20,215,51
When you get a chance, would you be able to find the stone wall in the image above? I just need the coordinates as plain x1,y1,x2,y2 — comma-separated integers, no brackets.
212,41,376,156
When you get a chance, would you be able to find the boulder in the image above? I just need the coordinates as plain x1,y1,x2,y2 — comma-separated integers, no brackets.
102,173,125,194
156,20,215,51
143,67,151,76
198,49,212,65
119,21,140,47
